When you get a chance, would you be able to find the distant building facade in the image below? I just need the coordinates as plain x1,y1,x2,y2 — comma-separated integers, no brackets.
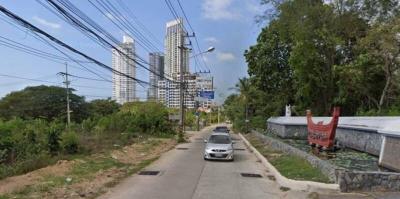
157,18,214,110
158,74,213,109
164,18,189,80
147,52,164,100
112,35,136,104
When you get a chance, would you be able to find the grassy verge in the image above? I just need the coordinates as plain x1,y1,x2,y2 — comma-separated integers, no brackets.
0,138,174,199
246,134,331,183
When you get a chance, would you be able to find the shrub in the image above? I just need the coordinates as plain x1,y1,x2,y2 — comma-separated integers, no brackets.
47,123,63,155
61,131,79,154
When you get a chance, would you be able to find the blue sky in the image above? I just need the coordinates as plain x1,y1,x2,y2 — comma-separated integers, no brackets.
0,0,265,103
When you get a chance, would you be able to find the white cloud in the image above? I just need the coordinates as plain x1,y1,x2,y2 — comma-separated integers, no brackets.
217,52,235,62
204,37,219,43
246,1,264,14
202,0,239,20
32,16,61,29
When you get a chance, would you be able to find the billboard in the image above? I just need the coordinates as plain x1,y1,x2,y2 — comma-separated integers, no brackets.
199,91,214,99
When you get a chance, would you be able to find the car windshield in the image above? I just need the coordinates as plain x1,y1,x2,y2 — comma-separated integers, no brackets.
215,127,228,131
208,135,231,144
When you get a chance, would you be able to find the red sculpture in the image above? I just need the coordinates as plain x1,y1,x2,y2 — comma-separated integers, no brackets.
307,107,340,150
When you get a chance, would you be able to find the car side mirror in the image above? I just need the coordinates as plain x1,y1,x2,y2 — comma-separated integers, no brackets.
204,139,208,143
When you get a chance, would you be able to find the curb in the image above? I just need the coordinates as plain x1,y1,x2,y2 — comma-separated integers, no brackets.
239,133,340,192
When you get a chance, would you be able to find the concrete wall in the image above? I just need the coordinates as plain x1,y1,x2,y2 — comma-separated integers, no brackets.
335,128,382,156
267,122,382,156
336,170,400,192
268,123,308,139
251,130,400,192
266,117,397,156
379,137,400,172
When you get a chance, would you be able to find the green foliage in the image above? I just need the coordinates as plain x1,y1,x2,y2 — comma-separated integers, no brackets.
0,100,176,180
247,134,330,183
47,123,63,155
61,132,79,154
228,0,400,132
0,85,89,122
88,99,120,117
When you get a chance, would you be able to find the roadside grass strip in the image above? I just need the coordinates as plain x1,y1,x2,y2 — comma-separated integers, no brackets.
246,134,330,183
0,138,173,199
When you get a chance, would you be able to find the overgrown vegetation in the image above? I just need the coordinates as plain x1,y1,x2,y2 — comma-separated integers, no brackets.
0,138,169,199
0,86,176,180
246,134,330,183
224,0,400,132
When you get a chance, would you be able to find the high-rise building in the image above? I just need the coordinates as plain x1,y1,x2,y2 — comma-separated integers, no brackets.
112,35,136,104
164,18,189,80
158,74,213,109
158,19,214,110
148,52,164,100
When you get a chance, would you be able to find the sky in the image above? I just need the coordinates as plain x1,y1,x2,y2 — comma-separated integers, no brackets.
0,0,266,103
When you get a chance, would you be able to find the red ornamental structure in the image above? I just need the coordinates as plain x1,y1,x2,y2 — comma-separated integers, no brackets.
307,107,340,150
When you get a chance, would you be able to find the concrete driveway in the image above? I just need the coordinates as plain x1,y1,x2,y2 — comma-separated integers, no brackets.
99,126,308,199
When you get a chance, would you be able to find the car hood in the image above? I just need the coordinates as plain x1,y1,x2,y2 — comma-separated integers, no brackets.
206,143,232,150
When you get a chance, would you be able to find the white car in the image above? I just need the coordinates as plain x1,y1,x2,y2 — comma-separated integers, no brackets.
204,133,234,161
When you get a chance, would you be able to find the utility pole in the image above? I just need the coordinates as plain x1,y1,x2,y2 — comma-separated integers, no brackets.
178,45,185,140
64,62,71,126
178,30,194,141
217,106,220,124
245,104,249,133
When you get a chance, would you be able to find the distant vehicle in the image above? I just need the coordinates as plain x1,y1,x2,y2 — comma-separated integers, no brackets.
204,133,234,161
212,126,230,133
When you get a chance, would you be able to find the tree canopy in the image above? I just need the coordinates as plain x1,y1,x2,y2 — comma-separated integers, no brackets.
225,0,400,131
0,85,89,122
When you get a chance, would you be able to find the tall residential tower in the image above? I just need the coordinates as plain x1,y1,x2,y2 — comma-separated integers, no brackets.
164,18,189,80
112,35,136,104
148,52,164,100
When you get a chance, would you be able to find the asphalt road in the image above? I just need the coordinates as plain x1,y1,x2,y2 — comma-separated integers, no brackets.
99,126,307,199
98,126,399,199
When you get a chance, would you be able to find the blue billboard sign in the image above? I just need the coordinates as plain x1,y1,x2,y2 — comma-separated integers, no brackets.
199,91,214,99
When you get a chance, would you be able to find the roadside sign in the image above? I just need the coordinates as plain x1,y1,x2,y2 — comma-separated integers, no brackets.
199,91,214,99
194,96,209,102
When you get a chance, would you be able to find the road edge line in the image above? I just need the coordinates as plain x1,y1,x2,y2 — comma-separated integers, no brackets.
239,133,340,192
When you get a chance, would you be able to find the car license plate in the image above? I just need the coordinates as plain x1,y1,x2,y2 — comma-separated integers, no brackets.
215,154,223,158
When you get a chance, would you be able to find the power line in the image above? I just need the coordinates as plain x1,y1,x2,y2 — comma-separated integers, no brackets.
0,5,153,88
175,0,210,72
42,0,177,83
60,72,112,83
92,0,161,53
115,0,164,48
0,15,112,82
0,73,59,84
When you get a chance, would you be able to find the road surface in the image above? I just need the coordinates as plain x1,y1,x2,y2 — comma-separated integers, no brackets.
99,126,396,199
99,126,299,199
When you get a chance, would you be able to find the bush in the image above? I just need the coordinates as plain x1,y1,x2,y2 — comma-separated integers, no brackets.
47,123,63,155
61,131,79,154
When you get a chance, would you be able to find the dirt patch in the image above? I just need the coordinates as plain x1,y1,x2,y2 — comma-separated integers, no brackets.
110,139,176,164
0,138,176,198
0,159,74,194
50,139,177,198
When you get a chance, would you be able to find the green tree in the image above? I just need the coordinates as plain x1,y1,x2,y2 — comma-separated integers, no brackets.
88,99,120,117
0,85,89,122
